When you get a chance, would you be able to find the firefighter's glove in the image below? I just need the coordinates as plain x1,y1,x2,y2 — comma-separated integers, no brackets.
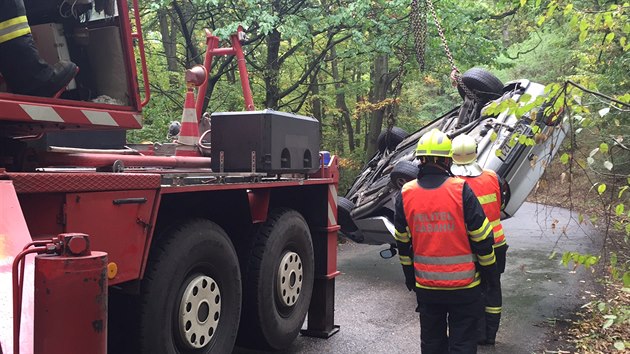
405,278,415,291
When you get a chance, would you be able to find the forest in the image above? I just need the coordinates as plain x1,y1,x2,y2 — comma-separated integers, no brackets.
129,0,628,350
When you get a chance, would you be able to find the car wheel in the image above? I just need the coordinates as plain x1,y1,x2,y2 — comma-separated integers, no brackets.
338,196,358,232
139,219,241,354
238,209,314,350
457,68,504,103
390,160,419,188
377,126,408,153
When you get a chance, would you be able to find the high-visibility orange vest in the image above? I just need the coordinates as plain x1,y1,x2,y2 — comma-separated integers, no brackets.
401,178,478,289
461,170,506,247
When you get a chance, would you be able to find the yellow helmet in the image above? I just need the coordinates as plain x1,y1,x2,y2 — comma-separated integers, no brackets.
451,134,478,165
415,129,453,158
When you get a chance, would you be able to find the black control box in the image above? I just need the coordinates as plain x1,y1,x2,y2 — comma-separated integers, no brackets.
210,110,320,174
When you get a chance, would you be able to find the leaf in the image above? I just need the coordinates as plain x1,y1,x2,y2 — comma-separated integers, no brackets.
614,341,625,350
548,250,557,259
615,204,625,216
560,153,570,164
520,0,527,7
578,213,584,224
531,125,540,134
604,161,613,170
619,186,628,198
599,107,610,117
600,143,609,154
597,302,606,312
623,271,630,288
587,157,595,165
579,30,588,42
564,3,573,15
579,19,589,32
605,32,615,44
602,315,617,329
490,131,498,142
598,183,607,195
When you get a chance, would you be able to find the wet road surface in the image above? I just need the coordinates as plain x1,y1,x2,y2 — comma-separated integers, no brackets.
235,202,598,353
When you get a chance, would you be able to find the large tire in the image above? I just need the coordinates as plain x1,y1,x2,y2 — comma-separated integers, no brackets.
377,126,408,153
338,196,358,232
457,68,504,103
390,160,419,188
139,219,241,354
238,209,314,350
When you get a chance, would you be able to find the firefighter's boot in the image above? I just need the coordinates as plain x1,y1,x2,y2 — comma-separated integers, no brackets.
0,34,77,97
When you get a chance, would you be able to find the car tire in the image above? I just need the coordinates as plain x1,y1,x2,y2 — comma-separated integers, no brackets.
390,160,419,188
457,68,504,103
139,219,241,354
338,196,358,232
377,126,408,153
238,209,314,350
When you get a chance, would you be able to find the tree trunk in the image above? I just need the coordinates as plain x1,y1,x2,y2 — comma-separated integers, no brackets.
265,28,281,109
366,54,389,158
158,10,178,72
331,46,354,152
309,72,323,137
172,1,201,67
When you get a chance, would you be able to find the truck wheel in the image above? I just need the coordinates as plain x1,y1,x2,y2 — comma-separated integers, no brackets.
377,126,408,153
139,219,241,354
457,68,504,103
390,160,419,188
238,209,314,350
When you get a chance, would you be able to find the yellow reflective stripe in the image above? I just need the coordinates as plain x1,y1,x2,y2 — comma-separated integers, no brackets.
469,220,492,242
416,272,481,290
394,229,410,243
399,255,412,266
477,193,497,205
0,16,28,30
0,27,30,44
494,229,504,238
485,306,502,314
468,218,489,236
490,219,501,227
477,251,496,266
493,239,507,248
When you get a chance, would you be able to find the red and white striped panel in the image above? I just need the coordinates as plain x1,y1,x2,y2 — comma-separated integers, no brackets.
327,183,338,227
0,99,143,129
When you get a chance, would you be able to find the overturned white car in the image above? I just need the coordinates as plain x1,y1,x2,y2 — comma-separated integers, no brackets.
338,68,567,245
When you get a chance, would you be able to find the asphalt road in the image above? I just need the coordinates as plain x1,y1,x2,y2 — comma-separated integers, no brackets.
235,202,598,354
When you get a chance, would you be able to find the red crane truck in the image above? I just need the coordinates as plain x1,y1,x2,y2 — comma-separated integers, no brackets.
0,1,340,353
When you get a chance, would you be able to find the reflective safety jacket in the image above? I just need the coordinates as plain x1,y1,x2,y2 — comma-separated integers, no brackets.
401,177,490,289
0,0,30,45
461,169,506,247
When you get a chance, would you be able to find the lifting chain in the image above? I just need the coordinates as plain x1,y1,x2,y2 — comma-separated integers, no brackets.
412,0,480,102
410,0,427,71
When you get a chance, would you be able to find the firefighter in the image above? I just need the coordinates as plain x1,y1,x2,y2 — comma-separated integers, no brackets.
394,129,498,354
451,134,509,346
0,0,77,97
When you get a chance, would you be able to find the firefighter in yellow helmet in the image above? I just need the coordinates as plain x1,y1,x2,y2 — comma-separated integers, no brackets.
451,134,509,346
393,128,497,354
0,0,77,97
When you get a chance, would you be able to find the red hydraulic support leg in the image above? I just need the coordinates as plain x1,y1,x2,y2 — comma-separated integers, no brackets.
195,26,255,119
301,156,340,338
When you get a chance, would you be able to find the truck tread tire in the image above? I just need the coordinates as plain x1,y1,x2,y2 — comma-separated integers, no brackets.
338,196,358,232
390,161,419,188
457,68,504,103
377,126,408,153
139,219,241,354
237,208,314,350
